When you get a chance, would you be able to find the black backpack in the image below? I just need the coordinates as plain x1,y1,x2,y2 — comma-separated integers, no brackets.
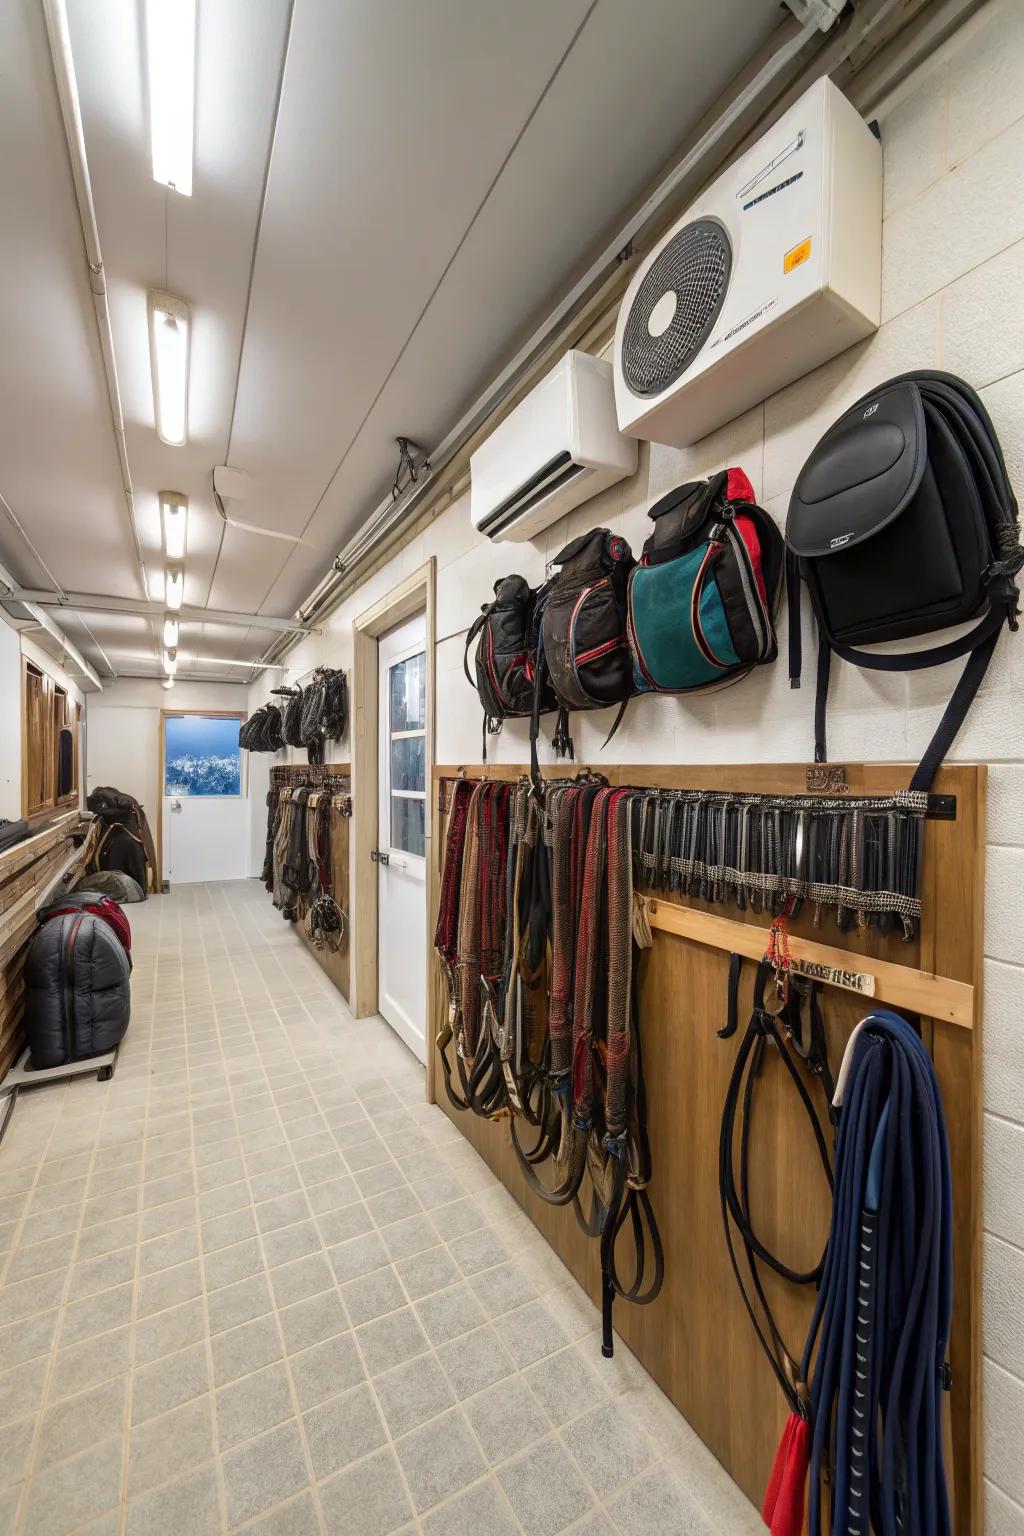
531,528,635,775
786,371,1022,790
464,575,557,758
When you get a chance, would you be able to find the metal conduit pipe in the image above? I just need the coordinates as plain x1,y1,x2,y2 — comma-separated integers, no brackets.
41,0,150,605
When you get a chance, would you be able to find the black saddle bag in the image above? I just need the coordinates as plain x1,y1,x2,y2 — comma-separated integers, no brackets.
786,370,1022,789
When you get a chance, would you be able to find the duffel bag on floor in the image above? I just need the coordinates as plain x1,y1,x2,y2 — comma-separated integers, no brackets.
626,468,783,693
24,912,131,1068
38,891,132,960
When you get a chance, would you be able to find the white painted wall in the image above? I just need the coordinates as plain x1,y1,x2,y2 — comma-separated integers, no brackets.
87,678,250,885
245,6,1024,1518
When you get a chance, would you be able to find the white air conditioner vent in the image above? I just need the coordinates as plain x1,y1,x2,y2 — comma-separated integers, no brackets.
613,77,882,448
470,352,636,543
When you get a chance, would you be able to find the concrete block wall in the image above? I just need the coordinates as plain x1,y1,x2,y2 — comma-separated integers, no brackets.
251,2,1024,1520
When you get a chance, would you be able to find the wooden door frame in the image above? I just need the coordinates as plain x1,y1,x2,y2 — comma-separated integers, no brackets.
351,559,436,1097
158,708,247,891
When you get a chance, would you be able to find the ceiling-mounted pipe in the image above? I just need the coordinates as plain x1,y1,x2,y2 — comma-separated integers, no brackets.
41,0,150,606
23,603,102,690
4,587,319,634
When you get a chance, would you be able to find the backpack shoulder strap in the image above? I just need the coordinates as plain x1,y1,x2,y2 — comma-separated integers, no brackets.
463,609,489,692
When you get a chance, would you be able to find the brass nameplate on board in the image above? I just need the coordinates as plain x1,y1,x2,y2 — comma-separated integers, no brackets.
805,765,849,794
791,958,875,996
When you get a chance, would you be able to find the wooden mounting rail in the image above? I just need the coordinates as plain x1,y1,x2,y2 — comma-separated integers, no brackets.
643,896,975,1030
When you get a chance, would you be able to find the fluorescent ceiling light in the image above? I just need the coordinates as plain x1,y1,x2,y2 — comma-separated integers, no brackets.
146,0,196,196
161,492,188,559
162,648,177,675
165,566,184,611
163,615,179,648
148,291,190,446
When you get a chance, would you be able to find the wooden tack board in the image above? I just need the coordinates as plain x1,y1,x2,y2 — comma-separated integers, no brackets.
268,765,351,1003
428,763,984,1534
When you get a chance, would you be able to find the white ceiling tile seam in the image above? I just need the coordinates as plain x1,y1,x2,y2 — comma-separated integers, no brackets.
251,0,602,619
203,0,297,614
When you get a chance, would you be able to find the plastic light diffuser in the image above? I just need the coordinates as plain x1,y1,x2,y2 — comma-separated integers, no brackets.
146,0,196,196
160,492,188,559
148,292,191,446
163,616,179,649
165,566,184,611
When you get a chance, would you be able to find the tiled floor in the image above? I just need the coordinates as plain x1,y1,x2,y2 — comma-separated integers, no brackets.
0,880,761,1535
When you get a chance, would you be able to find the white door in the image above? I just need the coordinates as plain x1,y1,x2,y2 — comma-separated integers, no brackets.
377,616,428,1062
163,713,249,884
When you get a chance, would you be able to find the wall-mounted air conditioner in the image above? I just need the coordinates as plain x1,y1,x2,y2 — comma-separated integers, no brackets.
613,77,882,449
470,351,637,542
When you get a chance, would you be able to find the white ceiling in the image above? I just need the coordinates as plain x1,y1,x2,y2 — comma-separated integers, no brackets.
0,0,780,686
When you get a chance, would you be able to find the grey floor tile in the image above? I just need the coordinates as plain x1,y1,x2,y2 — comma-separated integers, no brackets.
0,1413,36,1488
271,1252,335,1309
356,1307,430,1377
264,1220,323,1269
279,1289,348,1355
318,1446,413,1536
395,1246,459,1302
203,1236,265,1292
421,1476,521,1536
305,1174,359,1216
131,1339,209,1424
0,1308,60,1370
217,1360,294,1450
394,1405,486,1514
58,1283,133,1348
341,1266,407,1326
414,1283,488,1347
137,1257,203,1319
465,1373,550,1465
606,1463,711,1534
197,1179,250,1221
381,1215,440,1263
255,1191,312,1233
67,1247,136,1301
447,1227,510,1277
0,1269,66,1325
50,1326,132,1402
319,1203,375,1249
471,1259,540,1319
288,1331,365,1412
250,1166,303,1203
222,1419,309,1527
128,1393,215,1495
303,1381,386,1479
0,1358,48,1427
125,1461,221,1536
436,1324,515,1400
139,1224,199,1276
141,1194,195,1241
561,1400,656,1497
20,1435,123,1536
211,1313,283,1386
207,1270,273,1335
133,1296,206,1366
36,1377,127,1472
523,1345,608,1428
498,1436,595,1536
500,1300,571,1369
374,1352,455,1439
245,1490,322,1536
201,1204,257,1253
366,1186,422,1228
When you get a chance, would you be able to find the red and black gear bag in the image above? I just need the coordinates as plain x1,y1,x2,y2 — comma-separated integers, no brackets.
39,892,131,959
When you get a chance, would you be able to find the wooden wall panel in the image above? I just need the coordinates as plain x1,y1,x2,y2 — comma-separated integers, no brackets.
429,762,983,1535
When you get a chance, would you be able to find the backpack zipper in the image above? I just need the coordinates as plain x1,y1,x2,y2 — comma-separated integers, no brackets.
574,636,626,665
62,914,83,1062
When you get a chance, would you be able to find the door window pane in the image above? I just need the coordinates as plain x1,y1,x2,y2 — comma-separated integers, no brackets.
390,735,425,793
389,653,426,732
391,795,425,857
165,715,242,796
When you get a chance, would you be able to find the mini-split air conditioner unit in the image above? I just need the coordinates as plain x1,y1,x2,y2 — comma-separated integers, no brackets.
470,351,637,542
613,77,882,449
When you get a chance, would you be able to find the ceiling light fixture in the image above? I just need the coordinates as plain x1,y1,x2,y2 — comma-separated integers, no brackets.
160,492,188,560
163,647,178,676
145,0,196,196
162,615,179,649
165,566,184,611
147,291,191,446
161,677,175,690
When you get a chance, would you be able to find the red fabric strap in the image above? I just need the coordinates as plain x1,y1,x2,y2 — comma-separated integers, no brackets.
762,1412,810,1536
726,466,756,505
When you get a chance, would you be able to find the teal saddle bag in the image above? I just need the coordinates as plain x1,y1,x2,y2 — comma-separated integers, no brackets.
626,469,784,693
